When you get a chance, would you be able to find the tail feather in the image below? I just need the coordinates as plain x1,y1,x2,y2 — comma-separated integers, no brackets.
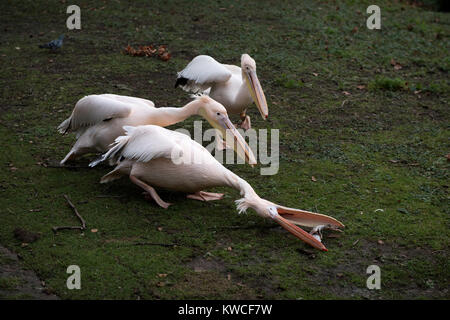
57,116,72,134
89,128,133,167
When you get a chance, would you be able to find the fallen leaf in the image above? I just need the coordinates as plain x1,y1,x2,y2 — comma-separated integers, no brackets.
91,228,98,233
342,91,351,96
356,85,366,90
312,73,318,77
158,273,168,278
378,240,384,245
390,58,402,70
157,227,163,231
159,51,171,61
311,176,317,182
227,246,232,251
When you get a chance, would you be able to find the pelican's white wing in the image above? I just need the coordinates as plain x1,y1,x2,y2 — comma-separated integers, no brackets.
90,125,188,167
176,55,232,93
58,94,153,134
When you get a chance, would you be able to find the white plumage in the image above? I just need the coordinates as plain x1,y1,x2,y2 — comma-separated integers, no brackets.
92,125,344,251
58,94,255,165
176,54,268,129
176,55,232,92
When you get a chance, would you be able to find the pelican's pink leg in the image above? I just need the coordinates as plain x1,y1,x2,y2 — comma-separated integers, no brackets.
239,111,251,130
187,191,224,201
129,175,171,209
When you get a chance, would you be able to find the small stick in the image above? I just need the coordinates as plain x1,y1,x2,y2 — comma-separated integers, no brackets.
131,242,178,247
63,195,86,229
52,195,86,233
52,225,84,232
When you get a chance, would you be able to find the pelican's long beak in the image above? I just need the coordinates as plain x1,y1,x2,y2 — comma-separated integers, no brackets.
245,70,268,120
216,115,257,166
271,205,344,251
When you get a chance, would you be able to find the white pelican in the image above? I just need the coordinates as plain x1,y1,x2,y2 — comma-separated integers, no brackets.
58,94,255,165
175,54,268,130
91,125,344,251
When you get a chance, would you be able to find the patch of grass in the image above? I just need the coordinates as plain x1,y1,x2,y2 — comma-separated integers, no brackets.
275,74,305,89
368,77,407,91
0,277,23,290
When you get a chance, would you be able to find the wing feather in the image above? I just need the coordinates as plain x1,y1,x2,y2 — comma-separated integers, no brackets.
89,125,188,167
176,55,232,93
59,95,135,133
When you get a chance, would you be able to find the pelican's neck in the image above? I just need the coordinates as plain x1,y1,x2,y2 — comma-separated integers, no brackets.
223,169,259,202
149,100,200,127
236,73,253,107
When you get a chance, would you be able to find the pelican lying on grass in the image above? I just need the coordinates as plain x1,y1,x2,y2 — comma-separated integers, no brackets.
58,94,255,165
90,125,344,251
175,54,268,130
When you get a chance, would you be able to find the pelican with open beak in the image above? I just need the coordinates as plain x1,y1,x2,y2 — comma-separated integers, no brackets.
175,54,268,129
92,125,344,251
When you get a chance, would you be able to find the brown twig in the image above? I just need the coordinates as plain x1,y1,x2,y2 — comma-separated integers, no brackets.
51,225,84,232
131,242,177,247
52,195,86,233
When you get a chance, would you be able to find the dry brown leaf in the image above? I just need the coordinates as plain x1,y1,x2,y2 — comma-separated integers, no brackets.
357,85,366,90
342,91,351,96
311,176,317,182
390,58,402,70
159,51,171,61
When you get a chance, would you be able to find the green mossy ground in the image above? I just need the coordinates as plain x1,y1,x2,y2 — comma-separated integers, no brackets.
0,0,448,299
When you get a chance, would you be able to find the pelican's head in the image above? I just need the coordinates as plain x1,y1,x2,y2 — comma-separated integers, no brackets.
235,194,344,251
241,54,268,120
196,95,256,165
